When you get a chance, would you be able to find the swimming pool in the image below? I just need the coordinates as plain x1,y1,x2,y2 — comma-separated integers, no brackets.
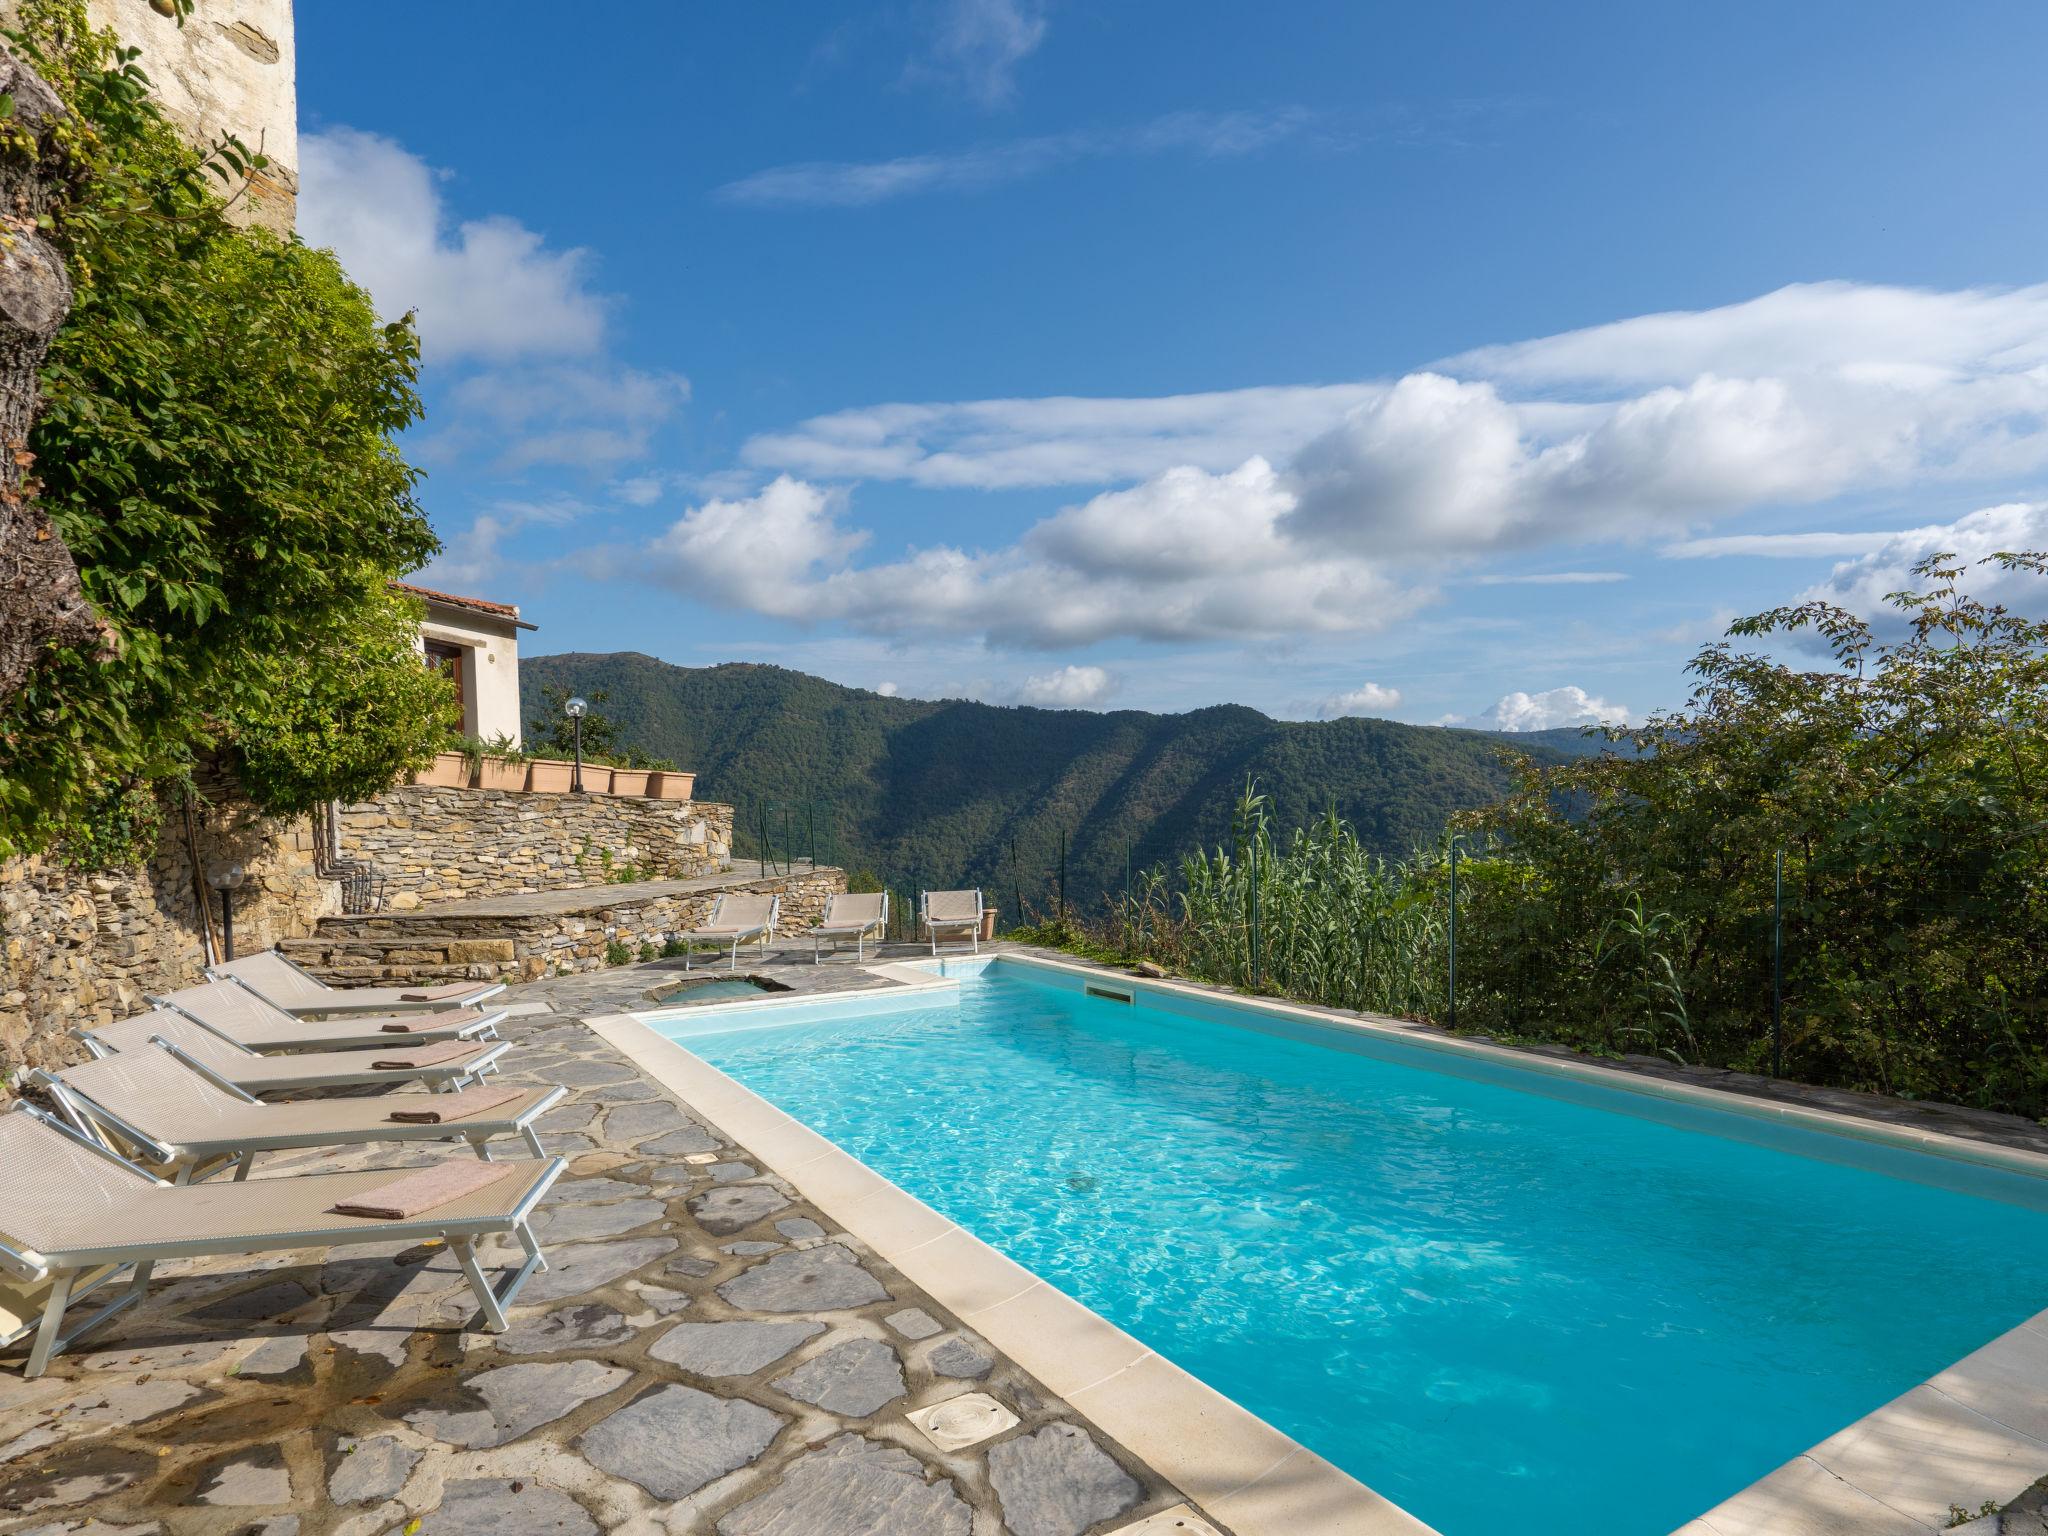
652,959,2048,1536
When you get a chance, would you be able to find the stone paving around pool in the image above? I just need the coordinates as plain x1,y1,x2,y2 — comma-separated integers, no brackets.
0,959,1201,1536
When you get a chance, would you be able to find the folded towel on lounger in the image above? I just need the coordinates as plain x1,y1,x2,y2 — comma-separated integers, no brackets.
372,1040,484,1070
378,1007,488,1034
329,1160,518,1219
385,1084,526,1125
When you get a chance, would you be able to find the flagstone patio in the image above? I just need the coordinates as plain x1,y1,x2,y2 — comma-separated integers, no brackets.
0,960,1199,1536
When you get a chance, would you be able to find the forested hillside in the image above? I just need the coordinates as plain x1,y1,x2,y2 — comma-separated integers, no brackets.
521,653,1572,913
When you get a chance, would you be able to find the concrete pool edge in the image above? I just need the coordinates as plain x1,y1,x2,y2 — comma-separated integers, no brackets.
615,949,2048,1535
585,1006,1438,1536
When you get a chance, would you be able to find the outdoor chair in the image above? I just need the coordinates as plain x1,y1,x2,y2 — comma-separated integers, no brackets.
81,1007,509,1097
0,1103,561,1378
808,892,889,963
213,949,507,1018
32,1043,562,1184
921,889,985,955
679,893,780,972
155,978,504,1054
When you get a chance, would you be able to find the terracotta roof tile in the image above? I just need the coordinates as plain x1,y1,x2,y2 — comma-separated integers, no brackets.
389,580,521,619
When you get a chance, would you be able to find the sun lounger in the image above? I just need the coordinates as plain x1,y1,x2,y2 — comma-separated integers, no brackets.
33,1044,563,1183
680,893,779,972
921,888,985,954
0,1104,561,1377
80,1008,509,1097
213,950,507,1017
155,978,504,1054
809,892,889,963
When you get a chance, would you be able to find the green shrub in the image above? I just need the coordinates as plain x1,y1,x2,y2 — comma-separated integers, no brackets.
604,939,632,968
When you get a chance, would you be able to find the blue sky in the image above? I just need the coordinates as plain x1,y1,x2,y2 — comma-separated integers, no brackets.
296,1,2048,728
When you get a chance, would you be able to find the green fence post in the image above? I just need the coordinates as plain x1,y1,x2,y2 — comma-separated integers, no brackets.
1447,837,1459,1031
1058,830,1067,922
1772,847,1784,1078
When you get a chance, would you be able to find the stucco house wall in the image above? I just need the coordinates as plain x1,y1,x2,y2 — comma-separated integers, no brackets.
397,583,531,749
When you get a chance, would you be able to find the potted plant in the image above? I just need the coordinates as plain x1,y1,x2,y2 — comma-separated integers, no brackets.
471,733,529,791
411,742,472,788
582,761,616,793
526,757,576,792
648,769,695,801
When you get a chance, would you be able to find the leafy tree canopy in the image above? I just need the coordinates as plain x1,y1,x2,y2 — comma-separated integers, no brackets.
0,0,448,860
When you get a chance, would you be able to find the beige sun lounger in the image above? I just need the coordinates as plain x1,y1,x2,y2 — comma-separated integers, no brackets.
213,950,507,1018
81,1008,510,1097
156,978,505,1054
680,893,779,972
810,892,889,963
0,1104,561,1377
921,889,985,955
33,1044,563,1183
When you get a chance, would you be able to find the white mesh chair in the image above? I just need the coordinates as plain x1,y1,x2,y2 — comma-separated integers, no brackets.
81,1007,509,1097
0,1104,561,1377
156,978,504,1054
34,1044,563,1183
809,892,889,964
920,889,985,955
213,949,506,1018
679,893,779,972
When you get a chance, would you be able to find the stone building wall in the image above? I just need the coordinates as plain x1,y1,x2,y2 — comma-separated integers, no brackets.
337,787,735,909
282,867,848,986
0,770,335,1081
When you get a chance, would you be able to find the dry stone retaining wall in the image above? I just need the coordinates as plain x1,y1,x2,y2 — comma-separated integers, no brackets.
1,771,333,1081
337,787,734,908
282,868,846,986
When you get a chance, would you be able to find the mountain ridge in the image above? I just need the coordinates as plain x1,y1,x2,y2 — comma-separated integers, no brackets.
520,652,1582,911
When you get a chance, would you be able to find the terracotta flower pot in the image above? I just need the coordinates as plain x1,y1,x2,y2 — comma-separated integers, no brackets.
648,771,696,801
583,766,615,793
476,758,527,791
526,758,575,793
609,768,653,797
412,750,471,788
979,906,998,941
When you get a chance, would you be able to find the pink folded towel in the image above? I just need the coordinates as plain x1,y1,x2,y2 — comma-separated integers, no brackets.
329,1160,518,1219
399,982,483,1002
372,1040,484,1070
378,1007,486,1034
386,1084,527,1124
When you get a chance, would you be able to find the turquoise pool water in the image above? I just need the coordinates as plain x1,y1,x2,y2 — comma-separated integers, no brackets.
661,963,2048,1536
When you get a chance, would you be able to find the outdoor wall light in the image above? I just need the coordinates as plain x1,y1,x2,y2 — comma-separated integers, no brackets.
565,696,588,793
207,863,247,962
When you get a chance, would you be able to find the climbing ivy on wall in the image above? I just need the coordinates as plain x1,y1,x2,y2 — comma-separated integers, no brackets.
0,0,452,861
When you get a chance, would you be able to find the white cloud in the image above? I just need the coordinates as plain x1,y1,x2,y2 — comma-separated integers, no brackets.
434,366,690,474
744,384,1375,489
415,498,587,593
876,681,900,697
1662,531,1911,558
1014,664,1117,708
1454,686,1633,732
299,128,608,363
743,281,2048,564
1317,682,1403,718
634,459,1427,648
615,476,665,507
718,108,1313,208
910,0,1047,106
1469,571,1627,585
1797,502,2048,625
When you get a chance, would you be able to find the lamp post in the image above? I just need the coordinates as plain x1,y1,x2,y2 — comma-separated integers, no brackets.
565,696,588,793
207,863,246,963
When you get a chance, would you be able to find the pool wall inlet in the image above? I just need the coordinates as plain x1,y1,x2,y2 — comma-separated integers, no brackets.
607,950,2048,1536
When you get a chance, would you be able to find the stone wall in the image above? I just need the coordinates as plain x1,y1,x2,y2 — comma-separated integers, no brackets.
1,773,335,1081
337,787,734,909
281,868,847,986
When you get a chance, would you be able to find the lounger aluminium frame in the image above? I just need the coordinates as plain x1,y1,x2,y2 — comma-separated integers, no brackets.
155,978,506,1055
680,893,780,972
810,891,890,964
80,1008,510,1097
212,949,508,1018
32,1044,564,1184
920,888,985,955
0,1103,562,1378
